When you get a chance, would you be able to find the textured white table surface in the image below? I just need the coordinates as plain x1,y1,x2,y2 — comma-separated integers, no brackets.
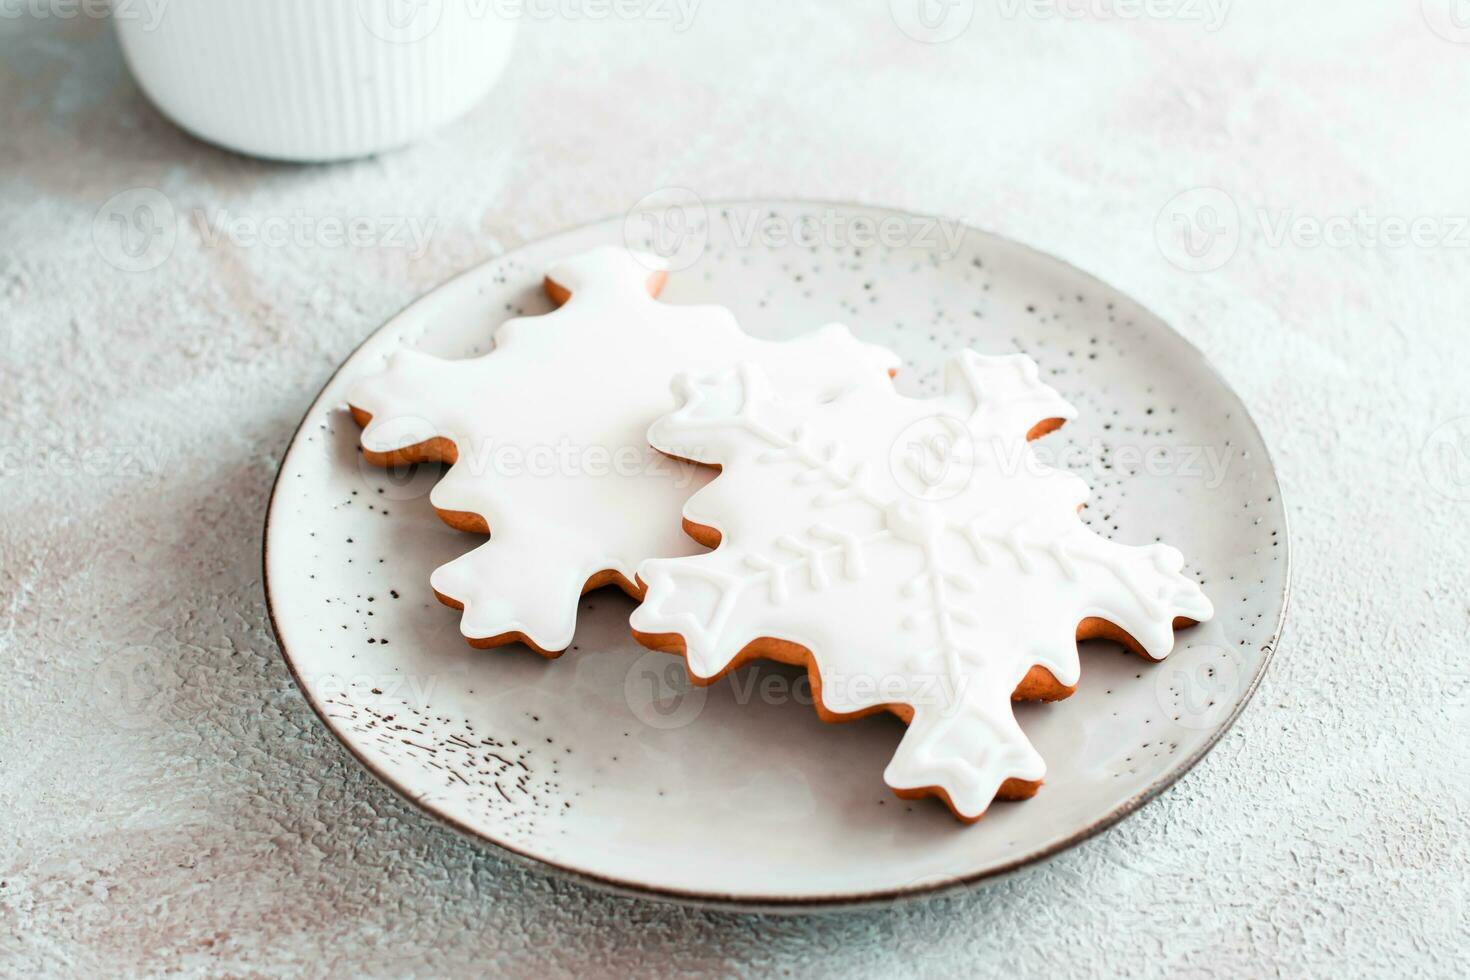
2,3,1467,976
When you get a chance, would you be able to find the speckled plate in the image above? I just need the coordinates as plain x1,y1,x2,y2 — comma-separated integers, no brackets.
264,201,1289,911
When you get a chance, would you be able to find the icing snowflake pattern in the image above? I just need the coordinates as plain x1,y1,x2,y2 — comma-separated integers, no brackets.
631,353,1215,820
347,247,899,653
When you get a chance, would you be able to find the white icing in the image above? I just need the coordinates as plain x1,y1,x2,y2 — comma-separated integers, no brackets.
630,353,1215,820
347,247,900,651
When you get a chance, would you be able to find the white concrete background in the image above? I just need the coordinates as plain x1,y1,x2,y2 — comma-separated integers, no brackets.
1,2,1467,976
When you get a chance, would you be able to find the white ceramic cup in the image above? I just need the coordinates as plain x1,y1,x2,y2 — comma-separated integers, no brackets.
114,0,517,161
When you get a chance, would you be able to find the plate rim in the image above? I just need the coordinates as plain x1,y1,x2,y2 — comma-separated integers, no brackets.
262,198,1292,912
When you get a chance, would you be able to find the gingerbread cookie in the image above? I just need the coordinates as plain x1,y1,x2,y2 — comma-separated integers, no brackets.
630,353,1214,822
347,247,899,654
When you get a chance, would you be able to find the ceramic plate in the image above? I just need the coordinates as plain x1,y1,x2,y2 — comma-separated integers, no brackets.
264,201,1289,910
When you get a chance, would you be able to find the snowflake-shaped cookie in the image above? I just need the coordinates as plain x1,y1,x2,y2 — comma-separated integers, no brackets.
630,353,1214,821
347,247,899,654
